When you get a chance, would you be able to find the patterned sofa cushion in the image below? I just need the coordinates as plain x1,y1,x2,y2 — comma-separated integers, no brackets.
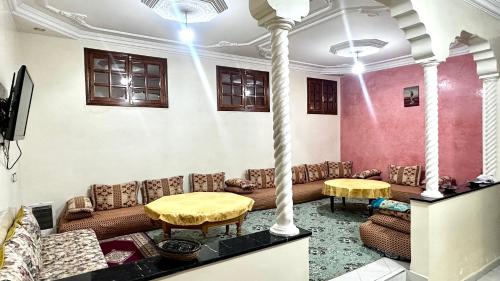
292,165,308,184
371,198,411,213
359,220,410,260
141,176,184,204
225,178,256,190
40,229,107,280
369,214,410,234
16,207,41,266
248,168,275,189
353,169,382,179
90,181,140,211
421,175,456,188
388,165,422,187
3,225,40,280
190,173,225,192
65,196,93,221
0,244,34,281
306,163,328,182
377,209,411,222
327,161,353,178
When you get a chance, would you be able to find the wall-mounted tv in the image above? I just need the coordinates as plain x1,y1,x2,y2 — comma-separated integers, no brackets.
0,65,34,141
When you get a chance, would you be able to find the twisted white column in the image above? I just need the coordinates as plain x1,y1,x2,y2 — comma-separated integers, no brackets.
421,62,443,199
482,77,498,178
266,19,299,237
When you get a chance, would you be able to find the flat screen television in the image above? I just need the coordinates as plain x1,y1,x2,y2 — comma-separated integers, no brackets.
1,65,34,141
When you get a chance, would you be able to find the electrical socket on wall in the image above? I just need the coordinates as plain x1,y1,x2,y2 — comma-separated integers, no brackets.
11,172,17,182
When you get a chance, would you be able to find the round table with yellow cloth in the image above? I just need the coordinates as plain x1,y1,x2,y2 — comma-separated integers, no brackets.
144,192,255,238
323,179,391,213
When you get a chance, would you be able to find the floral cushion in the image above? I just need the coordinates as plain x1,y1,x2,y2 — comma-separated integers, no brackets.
371,198,411,213
0,244,34,281
16,207,41,264
39,229,107,280
224,186,254,194
65,196,93,221
291,165,308,184
225,178,256,190
141,176,184,204
421,175,456,188
248,168,275,189
327,161,353,178
388,165,422,187
305,163,328,182
190,173,225,192
90,181,139,211
353,169,382,179
2,225,40,280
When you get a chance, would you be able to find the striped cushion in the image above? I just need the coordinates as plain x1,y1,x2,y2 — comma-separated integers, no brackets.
292,165,308,184
90,181,139,211
190,173,225,192
65,197,93,221
306,163,328,182
327,161,353,178
141,176,184,204
248,168,275,189
388,165,422,187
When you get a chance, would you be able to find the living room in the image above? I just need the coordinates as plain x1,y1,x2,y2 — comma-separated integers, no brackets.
1,0,500,281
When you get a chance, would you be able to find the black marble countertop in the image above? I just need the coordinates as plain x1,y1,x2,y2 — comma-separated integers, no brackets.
60,228,312,281
410,182,499,203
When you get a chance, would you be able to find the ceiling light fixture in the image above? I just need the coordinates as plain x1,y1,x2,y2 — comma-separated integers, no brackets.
351,52,365,75
179,11,195,43
141,0,228,23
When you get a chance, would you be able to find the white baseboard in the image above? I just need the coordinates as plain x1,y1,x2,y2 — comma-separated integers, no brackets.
407,270,428,281
463,257,500,281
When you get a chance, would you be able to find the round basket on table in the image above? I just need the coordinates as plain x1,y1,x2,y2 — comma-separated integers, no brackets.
156,239,202,261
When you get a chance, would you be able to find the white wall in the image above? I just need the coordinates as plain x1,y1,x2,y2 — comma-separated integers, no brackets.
0,0,20,210
155,237,309,281
410,185,500,281
14,32,341,216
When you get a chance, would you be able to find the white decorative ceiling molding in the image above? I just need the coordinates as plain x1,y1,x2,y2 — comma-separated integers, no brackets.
5,0,472,75
463,0,500,20
141,0,228,23
329,39,388,58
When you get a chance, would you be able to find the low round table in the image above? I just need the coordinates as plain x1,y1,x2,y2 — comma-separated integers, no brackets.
144,192,255,238
323,179,391,213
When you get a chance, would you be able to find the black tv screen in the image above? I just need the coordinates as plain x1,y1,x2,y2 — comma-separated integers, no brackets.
4,65,34,141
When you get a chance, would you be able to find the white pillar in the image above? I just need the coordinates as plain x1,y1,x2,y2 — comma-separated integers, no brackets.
266,18,299,237
482,77,498,178
421,61,443,199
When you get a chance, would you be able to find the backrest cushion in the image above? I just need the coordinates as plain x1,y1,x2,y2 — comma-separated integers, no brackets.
327,161,353,178
248,168,275,189
2,224,40,280
388,165,422,187
65,196,93,221
90,181,139,211
291,165,308,184
305,162,328,182
190,173,225,192
142,176,184,204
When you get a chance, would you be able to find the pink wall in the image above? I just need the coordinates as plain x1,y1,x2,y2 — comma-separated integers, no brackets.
340,54,482,185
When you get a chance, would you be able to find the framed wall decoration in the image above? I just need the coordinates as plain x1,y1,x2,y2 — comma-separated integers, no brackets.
403,86,419,107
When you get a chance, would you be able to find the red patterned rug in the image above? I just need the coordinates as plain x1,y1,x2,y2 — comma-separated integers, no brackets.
99,233,158,267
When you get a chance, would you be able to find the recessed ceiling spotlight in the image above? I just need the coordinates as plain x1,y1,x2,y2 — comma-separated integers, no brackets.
33,27,46,32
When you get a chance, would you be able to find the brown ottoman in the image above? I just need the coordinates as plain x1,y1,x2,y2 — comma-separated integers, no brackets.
359,215,411,260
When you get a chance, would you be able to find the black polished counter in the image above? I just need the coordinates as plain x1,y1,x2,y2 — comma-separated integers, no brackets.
410,182,499,203
60,228,312,281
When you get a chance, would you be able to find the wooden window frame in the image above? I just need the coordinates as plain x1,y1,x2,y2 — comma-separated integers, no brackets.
84,48,168,108
217,66,270,112
307,77,338,115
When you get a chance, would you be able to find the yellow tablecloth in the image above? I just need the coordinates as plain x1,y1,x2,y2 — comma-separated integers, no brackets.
144,192,255,226
323,179,391,198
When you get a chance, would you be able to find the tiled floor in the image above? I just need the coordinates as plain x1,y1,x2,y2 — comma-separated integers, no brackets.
478,264,500,281
330,258,409,281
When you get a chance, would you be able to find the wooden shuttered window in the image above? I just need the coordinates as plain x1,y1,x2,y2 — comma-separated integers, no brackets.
307,78,337,115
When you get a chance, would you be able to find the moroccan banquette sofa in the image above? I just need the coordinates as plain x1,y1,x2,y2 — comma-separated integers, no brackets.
0,207,107,281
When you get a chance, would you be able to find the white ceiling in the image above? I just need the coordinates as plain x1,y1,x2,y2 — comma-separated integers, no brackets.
7,0,498,72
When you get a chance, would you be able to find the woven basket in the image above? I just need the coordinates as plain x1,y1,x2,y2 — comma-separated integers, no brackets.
157,239,202,261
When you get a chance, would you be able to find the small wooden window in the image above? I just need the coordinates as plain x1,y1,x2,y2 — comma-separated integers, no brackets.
307,78,338,115
85,48,168,108
217,66,270,112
